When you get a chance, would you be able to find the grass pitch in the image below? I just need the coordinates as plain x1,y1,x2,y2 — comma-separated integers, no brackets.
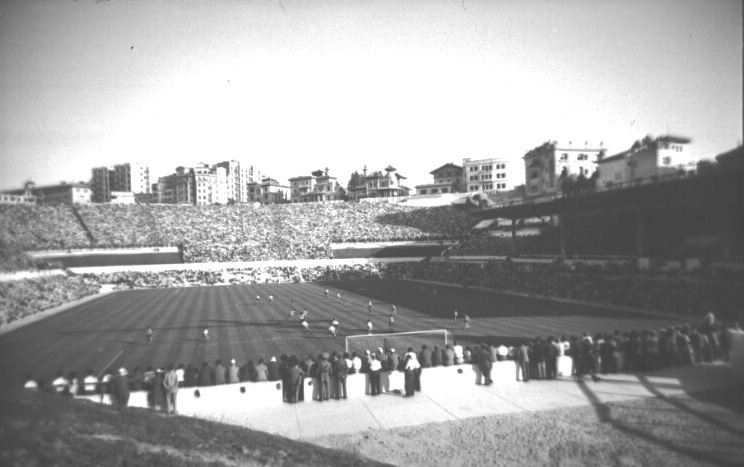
0,279,690,384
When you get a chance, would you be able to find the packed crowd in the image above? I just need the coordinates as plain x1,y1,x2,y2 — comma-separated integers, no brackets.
0,203,477,267
79,264,383,290
75,204,163,248
384,261,744,321
0,205,90,251
0,274,100,327
22,317,738,410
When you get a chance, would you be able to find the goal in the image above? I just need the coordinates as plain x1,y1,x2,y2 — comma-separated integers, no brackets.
345,329,450,355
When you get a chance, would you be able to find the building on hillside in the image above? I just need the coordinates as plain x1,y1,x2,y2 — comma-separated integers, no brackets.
348,165,409,201
247,177,290,204
288,175,314,203
523,140,605,198
91,166,115,203
214,160,262,203
91,163,150,203
155,163,229,205
194,163,228,205
596,135,693,189
156,166,194,204
462,157,513,193
3,181,92,205
415,163,464,195
0,181,37,204
289,168,345,203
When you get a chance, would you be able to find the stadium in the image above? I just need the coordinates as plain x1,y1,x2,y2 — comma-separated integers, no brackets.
2,161,743,465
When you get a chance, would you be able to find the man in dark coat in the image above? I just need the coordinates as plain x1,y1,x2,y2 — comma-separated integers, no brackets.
198,362,213,387
267,357,280,381
113,368,130,408
419,345,432,368
478,344,493,385
213,359,226,385
431,345,442,367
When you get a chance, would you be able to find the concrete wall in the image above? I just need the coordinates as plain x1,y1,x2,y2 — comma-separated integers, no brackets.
77,357,575,414
729,330,744,384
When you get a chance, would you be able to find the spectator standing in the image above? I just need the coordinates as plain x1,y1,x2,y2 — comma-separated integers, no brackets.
198,362,213,387
478,344,493,385
163,364,179,414
267,357,280,381
213,360,226,385
453,341,464,365
113,368,130,408
369,354,382,395
83,369,99,394
516,342,530,382
419,345,433,368
334,353,349,399
431,345,442,367
317,353,332,401
226,359,240,384
151,369,166,411
255,358,269,382
52,371,69,393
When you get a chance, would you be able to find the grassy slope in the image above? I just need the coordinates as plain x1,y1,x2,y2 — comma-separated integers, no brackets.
0,386,392,467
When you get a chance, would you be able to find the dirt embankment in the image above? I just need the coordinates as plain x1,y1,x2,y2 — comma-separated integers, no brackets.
310,386,744,467
0,387,391,467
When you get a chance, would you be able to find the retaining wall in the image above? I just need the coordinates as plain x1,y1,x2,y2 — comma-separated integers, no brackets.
77,357,575,414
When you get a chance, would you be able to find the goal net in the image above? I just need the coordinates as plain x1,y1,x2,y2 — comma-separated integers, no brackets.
345,330,450,355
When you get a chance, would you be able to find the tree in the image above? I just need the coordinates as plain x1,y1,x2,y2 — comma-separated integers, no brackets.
696,159,718,175
347,171,363,192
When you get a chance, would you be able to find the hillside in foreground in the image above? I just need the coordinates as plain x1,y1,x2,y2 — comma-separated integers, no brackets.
0,387,391,467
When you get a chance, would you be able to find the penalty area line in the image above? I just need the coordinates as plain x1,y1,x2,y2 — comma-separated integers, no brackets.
97,349,124,378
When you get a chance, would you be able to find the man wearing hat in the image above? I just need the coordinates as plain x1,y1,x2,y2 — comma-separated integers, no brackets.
317,352,332,401
333,352,348,399
226,358,240,384
113,368,130,408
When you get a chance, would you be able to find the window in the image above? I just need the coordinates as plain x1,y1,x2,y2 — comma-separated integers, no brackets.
530,170,539,180
530,185,539,193
441,188,448,193
560,153,568,161
662,157,671,165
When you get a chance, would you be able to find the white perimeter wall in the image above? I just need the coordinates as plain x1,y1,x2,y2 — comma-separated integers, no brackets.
77,358,575,413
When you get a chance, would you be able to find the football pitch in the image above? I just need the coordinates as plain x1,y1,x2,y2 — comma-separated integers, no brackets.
0,279,690,384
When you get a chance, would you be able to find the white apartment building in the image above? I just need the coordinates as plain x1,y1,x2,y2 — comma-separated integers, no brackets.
462,157,512,193
214,160,262,203
596,135,694,188
523,141,604,198
193,163,228,205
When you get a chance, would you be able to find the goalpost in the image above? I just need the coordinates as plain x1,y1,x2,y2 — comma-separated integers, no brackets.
345,329,450,355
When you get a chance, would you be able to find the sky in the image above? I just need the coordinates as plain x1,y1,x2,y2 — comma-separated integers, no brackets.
0,0,741,192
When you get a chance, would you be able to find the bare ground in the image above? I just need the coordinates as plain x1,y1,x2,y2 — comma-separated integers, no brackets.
309,385,744,467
